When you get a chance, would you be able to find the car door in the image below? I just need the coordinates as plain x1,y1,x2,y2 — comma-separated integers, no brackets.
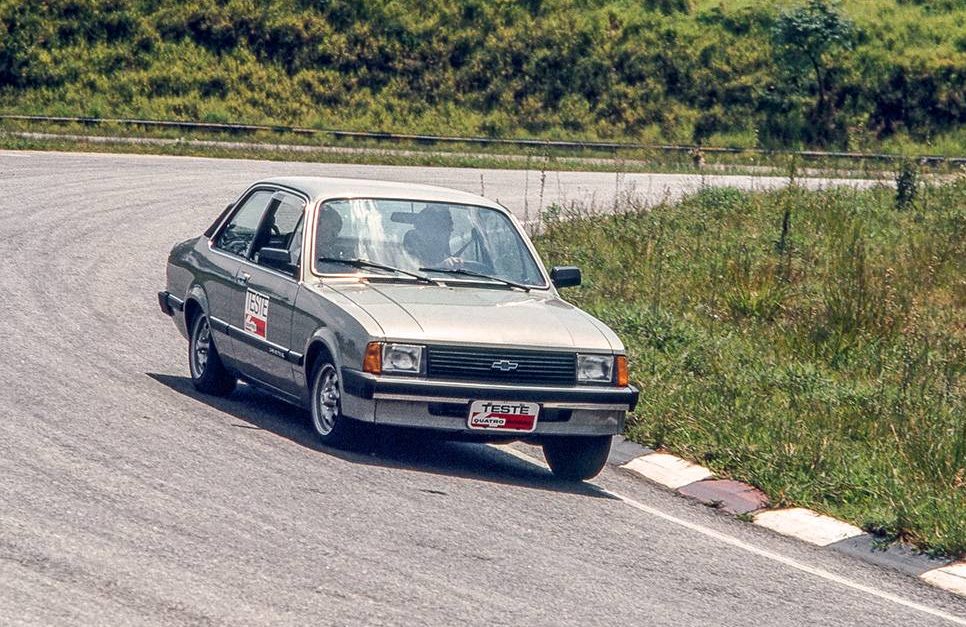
229,190,307,398
207,188,276,363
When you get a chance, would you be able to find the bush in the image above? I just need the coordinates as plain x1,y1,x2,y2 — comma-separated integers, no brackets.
895,160,920,210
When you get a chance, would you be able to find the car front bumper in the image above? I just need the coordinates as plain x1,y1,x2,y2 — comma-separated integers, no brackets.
340,369,638,437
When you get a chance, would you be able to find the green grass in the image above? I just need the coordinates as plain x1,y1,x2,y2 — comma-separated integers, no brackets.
2,0,965,154
535,178,966,558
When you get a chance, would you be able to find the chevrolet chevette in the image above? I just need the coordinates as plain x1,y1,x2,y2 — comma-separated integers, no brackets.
159,177,638,479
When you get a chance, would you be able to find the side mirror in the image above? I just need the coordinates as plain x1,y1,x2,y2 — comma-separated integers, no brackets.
550,266,581,289
255,247,296,275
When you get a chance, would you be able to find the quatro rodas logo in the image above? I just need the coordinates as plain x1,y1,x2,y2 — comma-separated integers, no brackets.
467,401,538,432
244,289,269,339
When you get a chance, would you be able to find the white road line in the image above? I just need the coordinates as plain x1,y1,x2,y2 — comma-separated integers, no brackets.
494,443,550,468
493,444,966,625
753,508,866,546
604,490,965,624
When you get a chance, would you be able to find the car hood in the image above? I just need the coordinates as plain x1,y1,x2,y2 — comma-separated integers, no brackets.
321,282,621,352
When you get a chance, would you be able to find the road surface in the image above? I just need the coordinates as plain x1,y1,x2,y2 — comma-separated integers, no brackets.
0,150,960,625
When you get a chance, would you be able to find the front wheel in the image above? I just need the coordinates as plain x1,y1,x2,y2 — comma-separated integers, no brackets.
309,360,357,447
188,313,236,396
542,435,612,481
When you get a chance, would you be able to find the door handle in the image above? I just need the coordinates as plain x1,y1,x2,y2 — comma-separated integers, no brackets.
236,272,251,285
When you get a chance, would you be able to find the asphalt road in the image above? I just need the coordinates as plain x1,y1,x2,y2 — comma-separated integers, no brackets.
1,150,962,625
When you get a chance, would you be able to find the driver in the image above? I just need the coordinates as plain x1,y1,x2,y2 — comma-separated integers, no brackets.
316,207,345,259
404,204,456,267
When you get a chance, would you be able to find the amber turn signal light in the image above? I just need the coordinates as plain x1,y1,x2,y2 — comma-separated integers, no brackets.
615,355,629,387
363,342,383,374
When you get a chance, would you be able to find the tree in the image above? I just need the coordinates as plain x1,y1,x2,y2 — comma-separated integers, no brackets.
772,0,856,146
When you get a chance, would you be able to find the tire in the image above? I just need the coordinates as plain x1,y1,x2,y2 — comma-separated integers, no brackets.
188,313,236,396
309,358,356,447
542,435,612,481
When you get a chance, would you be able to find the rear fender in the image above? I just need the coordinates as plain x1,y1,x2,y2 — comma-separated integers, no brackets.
182,283,211,339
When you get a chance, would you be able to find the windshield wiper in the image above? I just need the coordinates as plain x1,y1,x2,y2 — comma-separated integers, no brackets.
319,257,438,284
419,266,531,292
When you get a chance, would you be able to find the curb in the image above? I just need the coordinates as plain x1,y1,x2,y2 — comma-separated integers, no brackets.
612,442,964,599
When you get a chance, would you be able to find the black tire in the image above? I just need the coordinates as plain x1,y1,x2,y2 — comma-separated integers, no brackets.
188,313,236,396
542,435,612,481
309,358,357,447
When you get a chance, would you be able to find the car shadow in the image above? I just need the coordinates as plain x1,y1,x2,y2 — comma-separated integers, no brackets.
147,373,615,500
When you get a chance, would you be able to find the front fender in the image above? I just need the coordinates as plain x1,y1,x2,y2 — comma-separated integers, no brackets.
300,327,376,422
301,327,341,381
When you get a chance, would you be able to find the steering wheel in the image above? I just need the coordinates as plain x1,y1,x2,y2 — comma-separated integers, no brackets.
452,228,495,272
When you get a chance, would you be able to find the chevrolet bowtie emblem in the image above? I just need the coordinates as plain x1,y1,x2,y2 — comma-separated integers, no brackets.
491,360,520,372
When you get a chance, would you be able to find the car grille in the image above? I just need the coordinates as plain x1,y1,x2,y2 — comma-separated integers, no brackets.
426,346,577,386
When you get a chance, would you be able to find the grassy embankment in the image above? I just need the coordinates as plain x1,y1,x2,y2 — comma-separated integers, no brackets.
2,0,965,156
535,177,965,558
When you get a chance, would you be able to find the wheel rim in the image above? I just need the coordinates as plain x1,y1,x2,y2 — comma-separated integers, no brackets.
313,365,341,436
191,317,211,378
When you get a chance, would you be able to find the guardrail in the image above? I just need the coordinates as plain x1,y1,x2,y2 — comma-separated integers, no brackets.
2,113,963,165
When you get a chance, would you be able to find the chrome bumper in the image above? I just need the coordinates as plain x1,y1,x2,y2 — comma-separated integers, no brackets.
340,369,637,437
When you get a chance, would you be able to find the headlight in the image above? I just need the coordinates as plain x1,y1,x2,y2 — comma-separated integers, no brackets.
381,343,424,374
577,354,614,384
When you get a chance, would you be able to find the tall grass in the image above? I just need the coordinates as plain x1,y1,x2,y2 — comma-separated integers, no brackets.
1,0,965,153
536,178,966,557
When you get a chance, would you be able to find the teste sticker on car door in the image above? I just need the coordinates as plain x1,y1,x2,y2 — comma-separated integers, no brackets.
244,289,269,338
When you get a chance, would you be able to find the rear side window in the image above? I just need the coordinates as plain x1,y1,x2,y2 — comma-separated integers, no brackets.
204,202,236,238
213,190,274,256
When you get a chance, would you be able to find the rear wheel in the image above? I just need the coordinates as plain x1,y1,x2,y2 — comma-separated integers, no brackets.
309,359,357,447
543,435,612,481
188,313,236,396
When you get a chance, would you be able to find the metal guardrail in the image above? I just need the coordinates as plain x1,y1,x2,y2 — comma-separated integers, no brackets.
2,113,963,165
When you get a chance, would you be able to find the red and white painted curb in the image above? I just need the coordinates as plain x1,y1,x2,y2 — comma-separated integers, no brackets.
618,450,965,599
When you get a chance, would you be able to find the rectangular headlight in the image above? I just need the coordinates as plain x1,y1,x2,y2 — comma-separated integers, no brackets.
381,343,424,374
577,354,614,384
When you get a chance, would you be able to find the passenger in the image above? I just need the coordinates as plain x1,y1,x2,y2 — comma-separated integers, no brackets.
403,204,454,266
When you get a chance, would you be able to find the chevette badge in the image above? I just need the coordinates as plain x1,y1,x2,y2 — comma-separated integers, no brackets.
491,359,519,372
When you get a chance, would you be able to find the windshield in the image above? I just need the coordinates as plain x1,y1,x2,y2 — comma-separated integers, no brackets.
312,199,547,287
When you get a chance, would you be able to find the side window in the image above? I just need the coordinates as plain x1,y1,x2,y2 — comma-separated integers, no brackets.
213,190,274,256
251,193,306,271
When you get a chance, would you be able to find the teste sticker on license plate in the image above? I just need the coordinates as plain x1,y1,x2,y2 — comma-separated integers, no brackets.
467,401,539,432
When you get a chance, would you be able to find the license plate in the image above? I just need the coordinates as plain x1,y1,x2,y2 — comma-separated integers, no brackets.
467,401,539,432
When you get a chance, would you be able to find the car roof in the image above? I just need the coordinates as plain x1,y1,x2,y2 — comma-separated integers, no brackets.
260,176,505,211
